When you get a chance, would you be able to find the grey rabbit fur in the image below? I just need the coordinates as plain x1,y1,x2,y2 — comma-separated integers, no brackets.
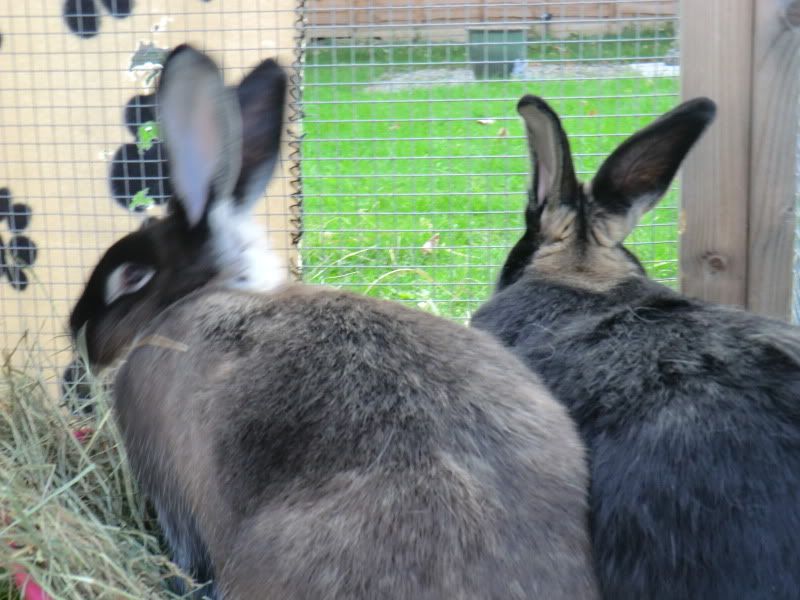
472,94,800,599
68,46,599,599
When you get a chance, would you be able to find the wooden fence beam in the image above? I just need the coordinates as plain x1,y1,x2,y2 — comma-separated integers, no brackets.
679,0,754,308
681,0,800,319
746,0,800,319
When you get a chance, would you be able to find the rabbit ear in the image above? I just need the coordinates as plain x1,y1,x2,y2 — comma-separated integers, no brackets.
589,97,716,245
157,44,243,229
495,95,580,290
232,58,287,211
517,95,579,212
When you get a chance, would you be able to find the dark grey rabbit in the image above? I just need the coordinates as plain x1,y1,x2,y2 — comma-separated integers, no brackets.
69,46,598,599
472,94,800,600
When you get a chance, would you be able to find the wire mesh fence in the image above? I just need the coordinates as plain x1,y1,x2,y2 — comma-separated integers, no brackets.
0,1,299,397
299,0,680,321
0,0,683,398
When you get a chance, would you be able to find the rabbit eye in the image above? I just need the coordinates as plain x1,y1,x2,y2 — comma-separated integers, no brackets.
104,262,156,305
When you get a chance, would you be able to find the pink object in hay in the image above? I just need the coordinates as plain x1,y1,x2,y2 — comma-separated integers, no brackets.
72,427,94,444
6,427,93,600
13,569,51,600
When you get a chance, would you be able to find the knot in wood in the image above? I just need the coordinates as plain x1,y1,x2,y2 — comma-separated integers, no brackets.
703,252,728,273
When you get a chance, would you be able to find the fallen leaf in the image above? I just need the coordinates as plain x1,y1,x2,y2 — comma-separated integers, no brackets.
136,121,160,152
497,127,508,137
129,188,155,211
476,119,496,125
421,233,440,254
389,123,400,130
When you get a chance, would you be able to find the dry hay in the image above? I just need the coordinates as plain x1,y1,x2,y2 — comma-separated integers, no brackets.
0,347,199,599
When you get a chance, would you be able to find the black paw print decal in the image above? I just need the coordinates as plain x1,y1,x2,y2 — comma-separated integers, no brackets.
63,0,133,39
61,357,96,415
0,188,38,292
64,0,213,38
110,93,172,212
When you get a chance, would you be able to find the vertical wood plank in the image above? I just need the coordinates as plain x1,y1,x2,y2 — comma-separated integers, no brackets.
679,0,754,307
746,0,800,320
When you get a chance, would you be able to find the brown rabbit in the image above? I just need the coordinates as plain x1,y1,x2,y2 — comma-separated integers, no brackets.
69,45,598,600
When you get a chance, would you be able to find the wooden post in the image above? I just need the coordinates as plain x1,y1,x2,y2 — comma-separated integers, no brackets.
746,0,800,319
679,0,754,308
681,0,800,320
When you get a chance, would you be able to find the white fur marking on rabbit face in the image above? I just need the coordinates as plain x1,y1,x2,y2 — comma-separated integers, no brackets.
105,262,156,305
207,199,287,292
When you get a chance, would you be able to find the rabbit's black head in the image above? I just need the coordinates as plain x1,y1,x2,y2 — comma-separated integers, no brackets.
496,95,716,292
70,44,287,369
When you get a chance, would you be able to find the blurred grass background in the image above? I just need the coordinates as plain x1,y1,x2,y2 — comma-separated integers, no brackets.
300,27,679,321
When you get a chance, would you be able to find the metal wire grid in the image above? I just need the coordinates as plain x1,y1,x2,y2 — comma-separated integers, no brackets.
0,1,680,389
0,1,299,387
299,0,680,321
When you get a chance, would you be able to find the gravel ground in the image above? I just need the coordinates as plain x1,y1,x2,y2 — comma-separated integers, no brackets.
367,61,679,93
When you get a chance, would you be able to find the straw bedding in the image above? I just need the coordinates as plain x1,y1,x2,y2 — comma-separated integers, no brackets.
0,350,198,599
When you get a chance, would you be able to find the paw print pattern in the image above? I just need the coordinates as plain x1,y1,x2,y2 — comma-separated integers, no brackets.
63,0,133,39
63,0,213,38
0,188,38,292
61,357,96,415
110,93,172,212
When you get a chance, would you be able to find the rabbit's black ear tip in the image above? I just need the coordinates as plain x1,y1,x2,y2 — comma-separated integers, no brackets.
257,57,281,70
685,97,717,123
163,44,212,71
165,44,193,64
251,57,288,85
517,96,562,122
517,94,549,113
168,43,197,58
159,45,220,93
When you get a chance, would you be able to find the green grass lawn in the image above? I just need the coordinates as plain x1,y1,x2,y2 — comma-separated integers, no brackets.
300,29,680,322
